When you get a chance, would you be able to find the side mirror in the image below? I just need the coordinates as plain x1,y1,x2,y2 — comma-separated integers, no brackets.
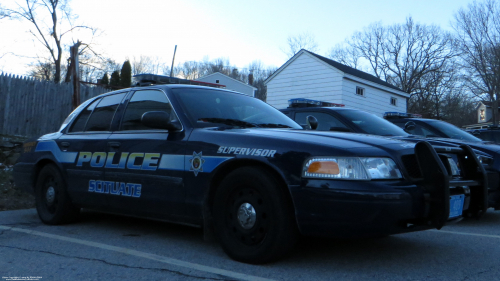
141,111,181,131
306,115,318,130
470,130,480,136
404,121,416,132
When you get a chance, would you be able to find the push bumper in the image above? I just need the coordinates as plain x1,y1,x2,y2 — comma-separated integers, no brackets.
291,142,487,238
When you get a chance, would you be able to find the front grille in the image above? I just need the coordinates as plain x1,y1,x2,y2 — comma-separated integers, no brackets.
401,154,422,178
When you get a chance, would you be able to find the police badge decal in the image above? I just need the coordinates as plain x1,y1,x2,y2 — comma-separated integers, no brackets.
189,151,205,176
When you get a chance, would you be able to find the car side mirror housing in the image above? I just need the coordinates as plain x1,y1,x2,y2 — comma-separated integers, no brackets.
404,121,416,133
306,115,318,130
141,111,181,131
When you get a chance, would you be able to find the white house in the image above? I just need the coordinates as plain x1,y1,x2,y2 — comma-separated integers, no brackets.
264,49,409,117
196,72,257,97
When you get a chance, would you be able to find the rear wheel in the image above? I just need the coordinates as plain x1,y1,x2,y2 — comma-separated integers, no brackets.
213,166,298,264
35,164,79,225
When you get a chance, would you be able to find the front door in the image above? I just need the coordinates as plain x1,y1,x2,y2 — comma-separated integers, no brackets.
105,89,187,220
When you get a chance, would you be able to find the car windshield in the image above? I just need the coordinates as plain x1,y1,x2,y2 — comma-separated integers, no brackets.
172,88,303,129
425,120,483,142
336,109,410,136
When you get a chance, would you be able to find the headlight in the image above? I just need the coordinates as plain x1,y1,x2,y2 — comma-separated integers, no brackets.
447,158,460,176
303,157,402,180
477,155,493,166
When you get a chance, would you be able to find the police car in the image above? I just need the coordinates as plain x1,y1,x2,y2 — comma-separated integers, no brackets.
280,99,499,210
14,76,487,264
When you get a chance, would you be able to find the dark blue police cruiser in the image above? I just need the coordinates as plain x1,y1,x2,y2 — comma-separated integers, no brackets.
14,74,487,264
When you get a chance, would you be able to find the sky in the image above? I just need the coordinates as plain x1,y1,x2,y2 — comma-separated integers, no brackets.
0,0,475,77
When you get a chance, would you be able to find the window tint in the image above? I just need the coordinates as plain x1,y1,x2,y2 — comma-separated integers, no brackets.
336,110,408,136
85,93,126,131
425,120,482,142
172,88,302,129
69,99,99,132
408,123,441,138
121,90,176,131
478,131,492,141
295,112,348,131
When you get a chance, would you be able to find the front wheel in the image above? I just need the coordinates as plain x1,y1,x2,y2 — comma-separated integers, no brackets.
213,167,298,264
35,164,79,225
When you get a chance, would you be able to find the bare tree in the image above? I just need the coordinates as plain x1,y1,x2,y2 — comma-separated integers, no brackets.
453,0,500,126
282,32,319,58
327,43,362,69
27,57,60,80
328,18,458,113
409,61,460,118
131,55,168,76
1,0,96,83
179,61,200,79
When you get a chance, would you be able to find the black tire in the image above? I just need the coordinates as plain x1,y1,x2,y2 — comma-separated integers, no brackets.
35,164,80,225
213,166,299,264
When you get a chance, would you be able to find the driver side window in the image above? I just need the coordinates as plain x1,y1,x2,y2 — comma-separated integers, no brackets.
120,90,177,131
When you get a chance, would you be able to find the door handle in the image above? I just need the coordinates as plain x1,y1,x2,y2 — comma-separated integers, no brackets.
107,142,121,148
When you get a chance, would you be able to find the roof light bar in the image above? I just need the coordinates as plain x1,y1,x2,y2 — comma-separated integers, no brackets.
133,74,226,88
288,98,345,108
383,112,422,119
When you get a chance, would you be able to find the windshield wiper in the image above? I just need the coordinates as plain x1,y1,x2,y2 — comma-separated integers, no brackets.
198,118,293,129
198,118,258,128
257,123,293,128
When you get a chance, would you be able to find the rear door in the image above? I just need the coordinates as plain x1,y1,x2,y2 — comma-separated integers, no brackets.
104,89,187,220
58,92,127,208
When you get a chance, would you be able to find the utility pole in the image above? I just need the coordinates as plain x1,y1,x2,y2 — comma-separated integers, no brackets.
70,41,81,109
170,45,177,77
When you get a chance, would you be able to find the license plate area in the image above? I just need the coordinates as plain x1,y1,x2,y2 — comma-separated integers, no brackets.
449,194,465,219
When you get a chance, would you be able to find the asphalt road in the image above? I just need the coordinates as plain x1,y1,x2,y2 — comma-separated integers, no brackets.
1,208,499,281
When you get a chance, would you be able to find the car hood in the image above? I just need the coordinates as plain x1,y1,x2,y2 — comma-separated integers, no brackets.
211,128,417,153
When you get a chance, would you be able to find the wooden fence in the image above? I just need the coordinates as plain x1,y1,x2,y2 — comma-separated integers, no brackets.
0,73,111,137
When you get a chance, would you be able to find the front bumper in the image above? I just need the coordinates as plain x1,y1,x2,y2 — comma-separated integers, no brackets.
291,142,487,238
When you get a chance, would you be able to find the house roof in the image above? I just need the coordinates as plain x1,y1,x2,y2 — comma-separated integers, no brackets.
265,49,404,94
306,51,403,92
197,72,257,90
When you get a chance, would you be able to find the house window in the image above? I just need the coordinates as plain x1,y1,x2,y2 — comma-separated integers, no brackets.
216,80,220,83
356,86,364,96
390,97,397,106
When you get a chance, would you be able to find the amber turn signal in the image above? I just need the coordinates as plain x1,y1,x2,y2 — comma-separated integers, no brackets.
307,161,340,174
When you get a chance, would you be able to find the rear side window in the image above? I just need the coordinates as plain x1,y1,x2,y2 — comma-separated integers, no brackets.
69,99,100,132
120,90,177,131
84,93,126,132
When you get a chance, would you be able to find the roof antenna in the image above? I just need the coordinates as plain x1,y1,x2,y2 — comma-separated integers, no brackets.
170,45,177,77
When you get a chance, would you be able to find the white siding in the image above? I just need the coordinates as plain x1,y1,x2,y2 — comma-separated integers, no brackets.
196,73,256,97
266,51,408,114
341,79,406,117
266,53,343,109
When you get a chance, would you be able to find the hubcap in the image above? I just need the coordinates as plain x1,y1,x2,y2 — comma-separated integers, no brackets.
45,186,56,205
237,202,257,229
